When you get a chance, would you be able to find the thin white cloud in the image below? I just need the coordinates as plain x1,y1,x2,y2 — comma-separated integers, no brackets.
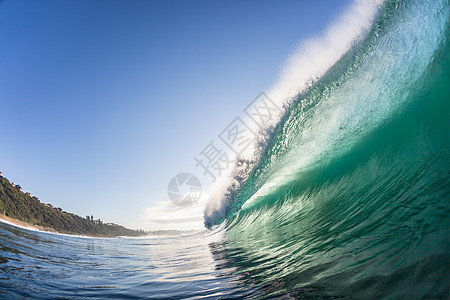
141,194,208,230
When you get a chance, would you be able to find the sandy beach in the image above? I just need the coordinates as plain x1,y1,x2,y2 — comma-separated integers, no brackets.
0,214,58,234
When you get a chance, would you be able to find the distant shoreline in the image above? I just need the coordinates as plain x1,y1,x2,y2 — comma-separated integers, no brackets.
0,175,150,238
0,174,197,238
0,214,130,239
0,214,200,238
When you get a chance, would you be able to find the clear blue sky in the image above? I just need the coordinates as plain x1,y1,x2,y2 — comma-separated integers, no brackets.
0,0,350,229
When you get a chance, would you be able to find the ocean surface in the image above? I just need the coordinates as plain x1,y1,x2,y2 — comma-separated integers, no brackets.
1,0,449,298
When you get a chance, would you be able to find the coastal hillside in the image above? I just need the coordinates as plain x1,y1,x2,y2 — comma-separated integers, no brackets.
0,174,147,237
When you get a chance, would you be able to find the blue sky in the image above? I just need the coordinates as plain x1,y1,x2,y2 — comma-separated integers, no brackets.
0,0,351,229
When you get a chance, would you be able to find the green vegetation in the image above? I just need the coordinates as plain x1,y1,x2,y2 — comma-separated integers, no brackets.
0,176,147,237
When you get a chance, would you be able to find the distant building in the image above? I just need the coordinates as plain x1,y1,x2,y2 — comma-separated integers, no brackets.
15,185,24,193
9,181,24,193
0,171,2,176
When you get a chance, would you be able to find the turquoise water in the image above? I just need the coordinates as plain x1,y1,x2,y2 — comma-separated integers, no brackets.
1,0,449,298
210,0,450,297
